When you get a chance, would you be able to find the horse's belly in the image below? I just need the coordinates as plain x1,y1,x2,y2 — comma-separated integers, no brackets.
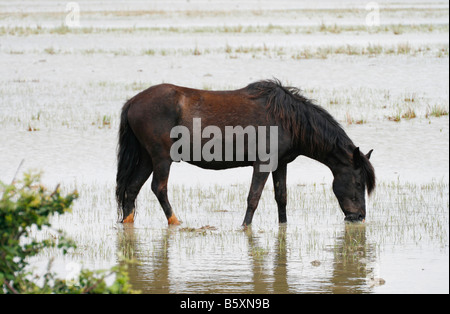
184,160,253,170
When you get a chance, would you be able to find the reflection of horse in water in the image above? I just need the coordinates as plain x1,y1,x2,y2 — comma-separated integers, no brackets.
329,224,374,293
117,224,376,293
116,79,375,225
117,225,291,293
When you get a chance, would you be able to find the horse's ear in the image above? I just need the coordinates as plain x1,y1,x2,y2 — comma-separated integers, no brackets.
366,149,373,160
353,147,361,169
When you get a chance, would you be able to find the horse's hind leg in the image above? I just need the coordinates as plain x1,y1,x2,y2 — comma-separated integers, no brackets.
151,158,180,225
122,149,153,223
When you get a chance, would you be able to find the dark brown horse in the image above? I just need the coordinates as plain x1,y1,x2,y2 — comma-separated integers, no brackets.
116,79,375,226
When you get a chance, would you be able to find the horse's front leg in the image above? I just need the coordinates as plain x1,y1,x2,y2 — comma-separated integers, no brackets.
272,163,287,224
242,165,270,226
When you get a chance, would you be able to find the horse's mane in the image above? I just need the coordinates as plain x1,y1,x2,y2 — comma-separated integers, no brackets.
246,78,375,194
246,78,352,156
360,155,376,195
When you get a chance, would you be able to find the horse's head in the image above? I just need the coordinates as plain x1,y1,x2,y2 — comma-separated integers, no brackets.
332,147,375,222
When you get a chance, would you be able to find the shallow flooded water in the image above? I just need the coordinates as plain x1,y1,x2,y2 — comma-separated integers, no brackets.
1,0,448,294
40,179,447,294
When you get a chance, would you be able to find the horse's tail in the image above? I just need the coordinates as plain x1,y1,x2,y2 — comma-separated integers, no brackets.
116,98,140,222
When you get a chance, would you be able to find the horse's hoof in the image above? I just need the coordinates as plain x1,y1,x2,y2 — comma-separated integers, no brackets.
122,212,134,223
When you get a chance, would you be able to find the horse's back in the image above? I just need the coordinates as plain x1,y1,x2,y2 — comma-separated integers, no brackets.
175,85,267,130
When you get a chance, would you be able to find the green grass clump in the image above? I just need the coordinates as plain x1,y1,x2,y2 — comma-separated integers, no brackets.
426,105,449,118
0,172,138,294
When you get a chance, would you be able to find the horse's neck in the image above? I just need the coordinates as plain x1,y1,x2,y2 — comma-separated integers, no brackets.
301,144,354,175
291,107,355,173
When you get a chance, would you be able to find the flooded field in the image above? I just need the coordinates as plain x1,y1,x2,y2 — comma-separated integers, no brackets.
0,0,448,294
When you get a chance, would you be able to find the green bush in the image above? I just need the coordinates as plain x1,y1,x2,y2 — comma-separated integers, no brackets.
0,172,138,294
